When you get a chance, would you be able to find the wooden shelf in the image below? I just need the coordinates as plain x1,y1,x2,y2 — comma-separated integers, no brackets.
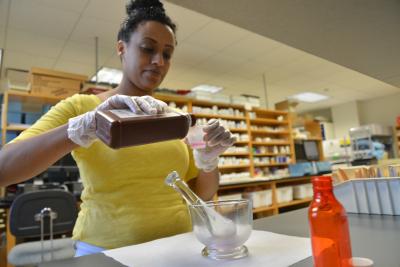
253,153,291,157
253,205,276,213
5,123,31,131
277,198,312,208
251,130,290,135
254,163,289,167
6,90,63,103
229,128,248,133
235,141,250,145
250,118,289,125
191,99,244,109
221,152,250,156
252,141,290,146
252,108,288,116
294,137,323,141
193,113,246,121
218,165,250,169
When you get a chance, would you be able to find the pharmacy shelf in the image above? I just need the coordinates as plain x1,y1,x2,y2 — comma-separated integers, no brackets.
253,153,291,157
251,130,290,135
252,141,291,146
7,90,63,103
253,205,275,213
191,99,244,109
218,165,250,169
229,128,248,133
193,113,246,121
250,118,289,125
277,198,312,208
235,141,250,145
221,152,250,156
254,163,289,167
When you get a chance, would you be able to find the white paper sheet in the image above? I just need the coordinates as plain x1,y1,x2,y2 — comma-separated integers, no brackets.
103,230,311,267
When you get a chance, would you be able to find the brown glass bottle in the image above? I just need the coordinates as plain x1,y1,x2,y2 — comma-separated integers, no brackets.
95,109,196,149
308,176,352,267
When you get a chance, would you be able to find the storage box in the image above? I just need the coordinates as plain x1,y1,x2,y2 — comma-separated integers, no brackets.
276,186,294,203
29,67,87,98
218,193,242,201
242,191,270,208
334,178,400,215
293,184,313,200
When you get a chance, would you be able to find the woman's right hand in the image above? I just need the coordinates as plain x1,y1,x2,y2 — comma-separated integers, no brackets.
67,94,168,147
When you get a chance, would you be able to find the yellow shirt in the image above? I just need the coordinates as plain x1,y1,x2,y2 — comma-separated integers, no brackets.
12,94,199,249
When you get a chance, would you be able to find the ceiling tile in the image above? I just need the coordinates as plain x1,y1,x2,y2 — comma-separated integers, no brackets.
164,2,212,42
29,0,89,13
0,0,9,30
172,42,216,66
53,60,93,77
220,33,280,61
3,50,55,71
184,19,248,51
82,0,125,23
56,40,114,67
9,0,80,39
6,28,64,58
69,17,119,47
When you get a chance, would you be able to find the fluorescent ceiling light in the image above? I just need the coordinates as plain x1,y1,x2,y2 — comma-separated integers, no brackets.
191,84,223,94
91,67,123,84
289,92,329,103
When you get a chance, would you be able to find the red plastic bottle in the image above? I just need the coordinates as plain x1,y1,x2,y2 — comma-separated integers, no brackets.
308,176,352,267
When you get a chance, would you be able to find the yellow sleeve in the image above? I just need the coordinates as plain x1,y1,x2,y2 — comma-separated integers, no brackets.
184,145,199,182
10,94,97,144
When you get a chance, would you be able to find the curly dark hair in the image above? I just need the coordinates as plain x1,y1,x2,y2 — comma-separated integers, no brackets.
117,0,177,42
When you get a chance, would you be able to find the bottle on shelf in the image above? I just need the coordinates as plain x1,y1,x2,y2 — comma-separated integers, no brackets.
308,176,352,267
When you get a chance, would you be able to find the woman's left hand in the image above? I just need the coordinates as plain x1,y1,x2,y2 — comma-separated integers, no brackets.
193,119,236,172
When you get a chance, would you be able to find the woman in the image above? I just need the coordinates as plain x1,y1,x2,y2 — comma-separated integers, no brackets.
0,0,235,256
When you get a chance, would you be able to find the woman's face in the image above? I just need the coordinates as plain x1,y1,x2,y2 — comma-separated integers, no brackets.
119,21,175,93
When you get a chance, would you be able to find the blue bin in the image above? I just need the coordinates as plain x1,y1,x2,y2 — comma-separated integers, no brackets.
7,112,22,124
25,112,42,124
8,101,22,112
316,161,332,174
289,162,315,177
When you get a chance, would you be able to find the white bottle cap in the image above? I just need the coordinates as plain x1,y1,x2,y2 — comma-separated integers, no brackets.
351,257,374,267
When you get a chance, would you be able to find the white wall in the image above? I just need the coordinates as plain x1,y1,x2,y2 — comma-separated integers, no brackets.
358,92,400,127
331,101,360,139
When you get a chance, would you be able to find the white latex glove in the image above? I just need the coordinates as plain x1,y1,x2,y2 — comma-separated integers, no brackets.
193,119,236,172
67,94,168,147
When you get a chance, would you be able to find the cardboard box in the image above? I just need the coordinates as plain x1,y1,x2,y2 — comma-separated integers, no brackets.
29,67,87,98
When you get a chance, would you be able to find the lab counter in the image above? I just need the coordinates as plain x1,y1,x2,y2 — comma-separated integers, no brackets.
39,208,400,267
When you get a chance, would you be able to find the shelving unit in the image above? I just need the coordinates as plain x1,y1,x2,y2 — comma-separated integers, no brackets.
218,176,312,217
1,90,63,146
396,125,400,157
248,108,295,179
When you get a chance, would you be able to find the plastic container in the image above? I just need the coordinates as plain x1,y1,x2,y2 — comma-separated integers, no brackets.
276,186,293,203
258,189,273,207
186,125,206,149
293,184,313,199
334,177,400,215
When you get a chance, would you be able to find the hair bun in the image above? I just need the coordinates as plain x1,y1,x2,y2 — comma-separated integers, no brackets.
126,0,164,15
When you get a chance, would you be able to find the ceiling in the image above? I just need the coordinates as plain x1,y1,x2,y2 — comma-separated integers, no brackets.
0,0,399,112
